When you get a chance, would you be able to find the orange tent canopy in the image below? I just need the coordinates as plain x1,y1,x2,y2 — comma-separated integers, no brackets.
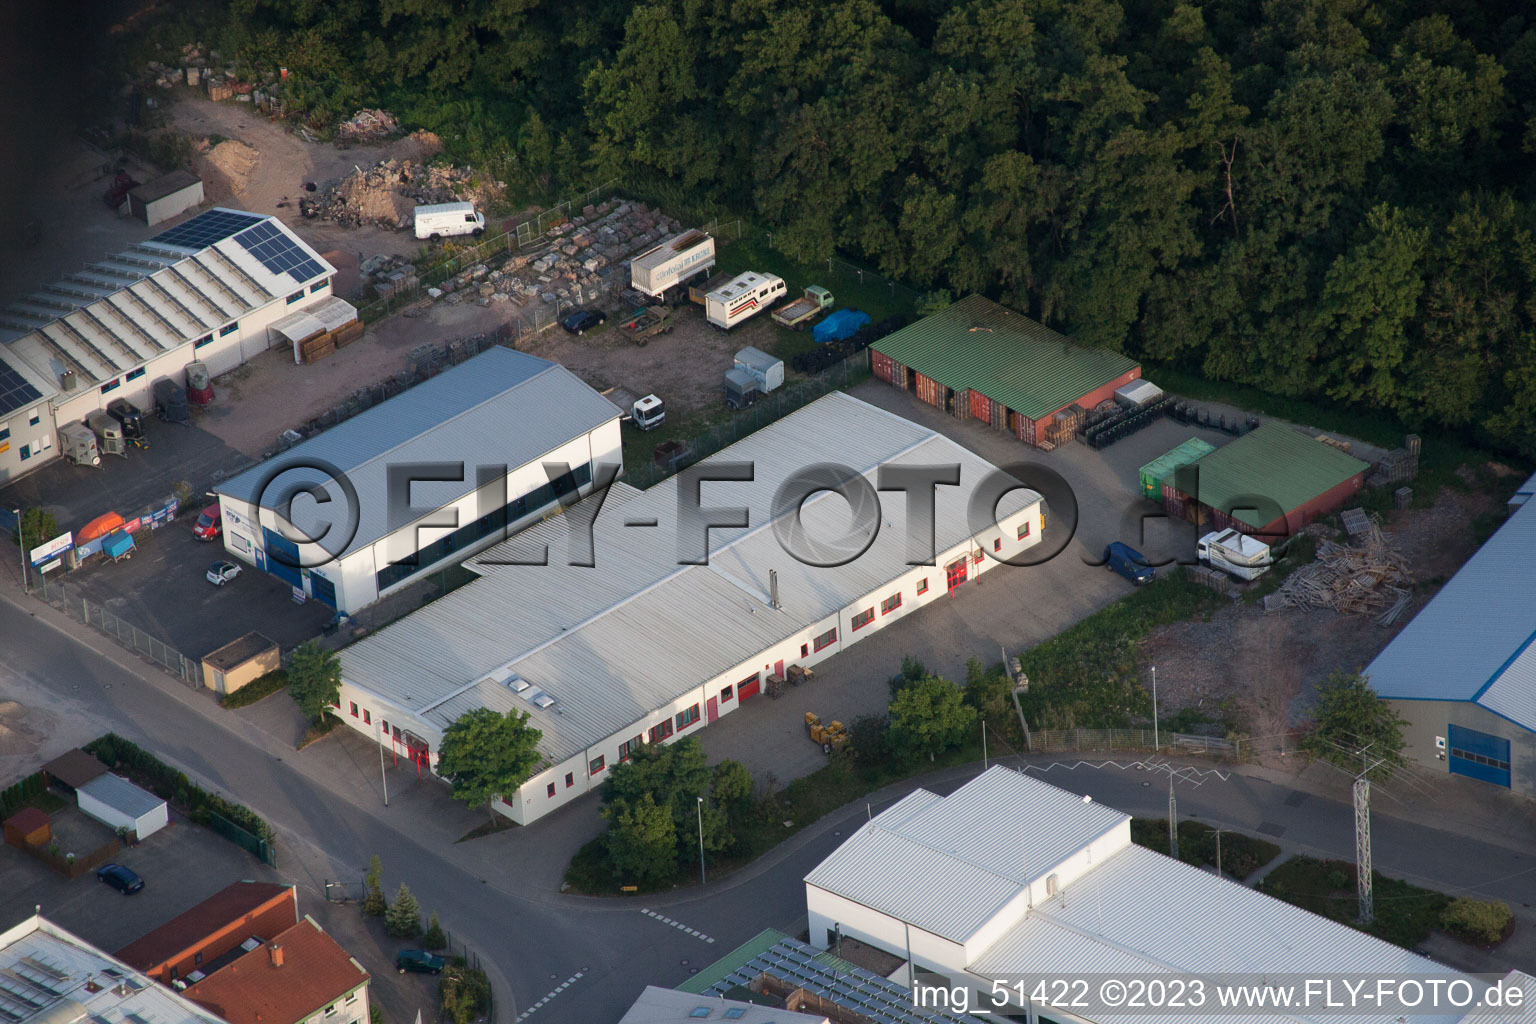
77,512,126,543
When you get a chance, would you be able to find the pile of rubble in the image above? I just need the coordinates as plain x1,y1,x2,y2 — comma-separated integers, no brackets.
336,109,399,143
1264,513,1414,624
302,159,501,229
419,199,679,311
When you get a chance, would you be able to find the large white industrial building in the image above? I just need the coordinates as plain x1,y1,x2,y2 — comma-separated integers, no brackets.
336,392,1043,821
803,766,1533,1024
0,207,346,482
213,346,623,615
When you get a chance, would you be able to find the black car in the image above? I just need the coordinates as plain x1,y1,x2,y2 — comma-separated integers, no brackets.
395,949,446,974
97,863,144,895
560,309,606,335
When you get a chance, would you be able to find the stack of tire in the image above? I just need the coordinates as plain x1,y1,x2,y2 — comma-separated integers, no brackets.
790,313,914,375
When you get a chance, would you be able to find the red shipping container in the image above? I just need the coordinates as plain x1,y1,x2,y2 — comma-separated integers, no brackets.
872,350,896,384
969,389,991,424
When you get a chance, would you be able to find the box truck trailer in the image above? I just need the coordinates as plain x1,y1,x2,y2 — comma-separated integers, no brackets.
630,230,716,301
705,272,786,330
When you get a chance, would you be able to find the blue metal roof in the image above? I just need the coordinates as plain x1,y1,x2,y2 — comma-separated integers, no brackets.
1365,491,1536,732
214,347,621,557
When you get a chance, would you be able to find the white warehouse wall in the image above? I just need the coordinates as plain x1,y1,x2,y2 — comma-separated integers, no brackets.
806,887,969,974
219,418,620,616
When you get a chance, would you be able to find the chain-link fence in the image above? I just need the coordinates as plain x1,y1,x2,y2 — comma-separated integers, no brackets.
1020,727,1290,762
515,177,622,247
46,581,204,688
623,354,871,490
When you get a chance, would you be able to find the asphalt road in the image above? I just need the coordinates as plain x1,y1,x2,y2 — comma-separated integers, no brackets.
4,592,1534,1023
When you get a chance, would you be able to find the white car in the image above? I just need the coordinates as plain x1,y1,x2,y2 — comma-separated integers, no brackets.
206,560,242,586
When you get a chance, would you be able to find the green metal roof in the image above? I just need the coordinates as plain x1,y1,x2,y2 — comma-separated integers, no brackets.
675,929,789,994
1176,423,1369,529
871,294,1140,420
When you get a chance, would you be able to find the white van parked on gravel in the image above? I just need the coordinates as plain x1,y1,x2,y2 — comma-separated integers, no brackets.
414,201,486,241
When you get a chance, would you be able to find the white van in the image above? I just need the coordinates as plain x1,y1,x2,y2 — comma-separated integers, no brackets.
413,202,486,241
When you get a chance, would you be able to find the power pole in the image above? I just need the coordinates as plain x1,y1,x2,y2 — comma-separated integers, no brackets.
1354,776,1373,924
1354,746,1385,926
1003,646,1032,753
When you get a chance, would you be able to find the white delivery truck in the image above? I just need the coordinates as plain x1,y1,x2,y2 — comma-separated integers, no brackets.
414,201,486,241
705,272,786,330
630,230,716,300
1197,529,1273,580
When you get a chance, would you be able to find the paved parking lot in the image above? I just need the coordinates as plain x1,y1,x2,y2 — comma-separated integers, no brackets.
0,806,281,952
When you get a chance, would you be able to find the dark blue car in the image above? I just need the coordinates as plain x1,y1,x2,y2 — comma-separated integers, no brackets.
560,310,606,334
97,863,144,895
1104,542,1155,585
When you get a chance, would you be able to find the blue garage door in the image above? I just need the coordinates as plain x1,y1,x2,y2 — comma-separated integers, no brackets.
308,570,337,609
1447,724,1511,788
261,527,303,589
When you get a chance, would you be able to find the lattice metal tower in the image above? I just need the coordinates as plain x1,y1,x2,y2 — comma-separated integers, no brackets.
1354,776,1373,925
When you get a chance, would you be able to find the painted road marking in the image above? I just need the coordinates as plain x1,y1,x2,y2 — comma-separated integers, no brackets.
515,970,584,1021
641,908,716,943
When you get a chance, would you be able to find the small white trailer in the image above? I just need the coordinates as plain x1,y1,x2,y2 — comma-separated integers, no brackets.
1197,529,1272,580
414,201,486,241
705,272,786,330
630,230,716,300
734,347,784,394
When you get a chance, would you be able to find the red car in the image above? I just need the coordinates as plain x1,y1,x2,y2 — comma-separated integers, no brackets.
192,504,222,541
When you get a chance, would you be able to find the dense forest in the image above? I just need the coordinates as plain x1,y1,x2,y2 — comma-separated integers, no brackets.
165,0,1536,453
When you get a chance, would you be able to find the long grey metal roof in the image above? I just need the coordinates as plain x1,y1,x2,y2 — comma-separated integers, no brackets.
1365,489,1536,732
804,767,1129,943
215,347,622,559
77,772,165,818
339,392,1041,764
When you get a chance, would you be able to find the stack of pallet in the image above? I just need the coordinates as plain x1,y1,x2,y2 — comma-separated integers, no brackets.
1269,519,1413,623
297,330,334,364
331,319,364,348
1044,404,1085,446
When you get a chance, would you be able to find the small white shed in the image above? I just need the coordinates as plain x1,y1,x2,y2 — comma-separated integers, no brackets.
76,773,169,840
128,171,206,226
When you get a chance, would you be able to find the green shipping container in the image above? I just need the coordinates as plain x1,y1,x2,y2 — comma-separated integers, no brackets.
1139,437,1217,502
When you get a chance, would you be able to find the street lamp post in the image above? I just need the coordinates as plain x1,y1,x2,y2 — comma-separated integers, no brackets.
1151,665,1159,752
696,796,706,886
378,727,389,807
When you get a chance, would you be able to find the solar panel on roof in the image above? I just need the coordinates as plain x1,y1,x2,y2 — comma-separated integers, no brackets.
0,359,42,416
233,221,324,283
150,209,265,250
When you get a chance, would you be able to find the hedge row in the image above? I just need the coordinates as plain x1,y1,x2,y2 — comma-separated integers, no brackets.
0,773,48,819
220,669,289,710
84,733,273,842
